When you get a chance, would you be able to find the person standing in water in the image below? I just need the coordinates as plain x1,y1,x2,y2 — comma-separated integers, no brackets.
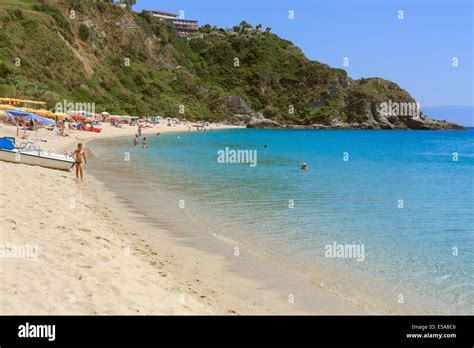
142,137,147,148
133,134,139,146
73,143,87,181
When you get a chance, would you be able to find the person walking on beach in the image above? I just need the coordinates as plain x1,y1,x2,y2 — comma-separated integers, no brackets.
137,124,142,137
133,134,139,146
73,143,87,181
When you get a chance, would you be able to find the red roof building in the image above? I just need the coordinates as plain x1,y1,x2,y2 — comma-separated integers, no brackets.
150,10,177,19
150,9,199,34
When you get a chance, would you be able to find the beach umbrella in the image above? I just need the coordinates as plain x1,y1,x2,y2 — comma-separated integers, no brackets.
72,114,87,120
7,110,56,125
110,116,122,121
21,107,38,113
16,99,46,106
0,97,16,104
34,109,56,118
0,104,15,110
54,112,68,119
7,109,35,117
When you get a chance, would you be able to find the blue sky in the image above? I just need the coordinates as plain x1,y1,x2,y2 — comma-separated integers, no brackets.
134,0,473,110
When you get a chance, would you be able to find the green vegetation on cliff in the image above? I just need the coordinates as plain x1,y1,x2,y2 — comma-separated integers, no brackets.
0,0,463,129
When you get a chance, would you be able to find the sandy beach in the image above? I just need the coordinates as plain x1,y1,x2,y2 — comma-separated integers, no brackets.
0,122,364,315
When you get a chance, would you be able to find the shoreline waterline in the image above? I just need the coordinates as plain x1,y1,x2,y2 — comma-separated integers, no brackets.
85,145,424,315
85,132,427,315
2,123,470,315
87,135,367,315
86,128,473,315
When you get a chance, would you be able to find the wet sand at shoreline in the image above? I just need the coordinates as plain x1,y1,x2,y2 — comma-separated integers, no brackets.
0,123,364,314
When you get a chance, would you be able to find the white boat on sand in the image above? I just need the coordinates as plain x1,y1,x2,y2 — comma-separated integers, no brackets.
0,137,75,171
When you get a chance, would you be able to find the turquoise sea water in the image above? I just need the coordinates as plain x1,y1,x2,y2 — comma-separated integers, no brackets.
94,128,474,314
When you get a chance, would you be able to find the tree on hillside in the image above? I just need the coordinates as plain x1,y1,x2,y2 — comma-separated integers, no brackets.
239,21,253,32
201,24,212,34
120,0,136,9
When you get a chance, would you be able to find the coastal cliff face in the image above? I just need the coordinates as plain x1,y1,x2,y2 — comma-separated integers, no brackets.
0,0,463,130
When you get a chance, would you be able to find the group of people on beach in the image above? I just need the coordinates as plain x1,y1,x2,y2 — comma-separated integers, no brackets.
72,125,149,183
133,125,147,148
